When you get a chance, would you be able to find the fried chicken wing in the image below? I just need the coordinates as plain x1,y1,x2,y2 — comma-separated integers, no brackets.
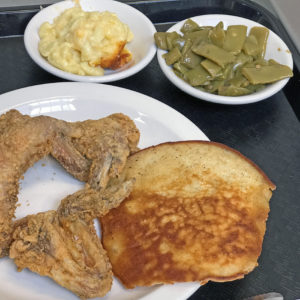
10,180,133,299
0,109,139,257
0,110,58,257
53,113,140,185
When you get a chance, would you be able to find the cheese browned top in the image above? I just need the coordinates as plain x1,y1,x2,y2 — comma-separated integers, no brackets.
100,141,275,288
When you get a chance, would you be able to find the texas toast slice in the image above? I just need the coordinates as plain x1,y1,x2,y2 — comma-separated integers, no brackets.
100,141,275,289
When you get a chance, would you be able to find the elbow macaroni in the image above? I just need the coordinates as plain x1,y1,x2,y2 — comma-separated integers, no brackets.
38,6,134,76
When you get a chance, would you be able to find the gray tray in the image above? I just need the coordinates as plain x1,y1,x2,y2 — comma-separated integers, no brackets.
0,1,299,299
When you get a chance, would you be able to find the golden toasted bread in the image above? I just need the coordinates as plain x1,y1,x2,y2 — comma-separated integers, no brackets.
100,141,275,289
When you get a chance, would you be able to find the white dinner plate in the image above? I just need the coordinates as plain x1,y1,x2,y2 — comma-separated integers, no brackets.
0,82,208,300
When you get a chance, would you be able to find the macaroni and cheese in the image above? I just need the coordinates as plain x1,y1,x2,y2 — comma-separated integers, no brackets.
38,6,134,76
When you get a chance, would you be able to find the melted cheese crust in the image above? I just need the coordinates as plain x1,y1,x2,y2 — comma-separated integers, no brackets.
39,6,134,76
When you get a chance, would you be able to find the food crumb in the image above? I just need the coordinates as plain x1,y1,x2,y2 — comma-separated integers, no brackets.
41,163,46,167
286,49,291,54
26,203,30,207
277,47,281,51
16,203,21,207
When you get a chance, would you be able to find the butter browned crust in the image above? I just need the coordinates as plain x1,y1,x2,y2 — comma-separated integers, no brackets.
101,141,275,288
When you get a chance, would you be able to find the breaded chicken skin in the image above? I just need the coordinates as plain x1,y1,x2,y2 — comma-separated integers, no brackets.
10,180,133,299
0,109,139,257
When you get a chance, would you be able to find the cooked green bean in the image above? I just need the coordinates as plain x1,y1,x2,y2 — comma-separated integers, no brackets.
218,85,251,96
166,32,181,50
223,25,247,54
154,32,168,50
209,21,225,47
181,39,193,55
180,47,203,69
163,47,182,65
242,64,293,84
202,80,224,93
184,29,210,44
192,42,235,68
201,59,222,77
243,35,259,56
222,63,235,80
155,19,293,96
228,73,249,87
184,65,211,86
173,62,189,74
172,37,186,50
248,27,269,58
235,52,254,67
180,18,200,33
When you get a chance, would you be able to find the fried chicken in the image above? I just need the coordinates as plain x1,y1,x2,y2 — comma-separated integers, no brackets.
10,180,134,299
0,109,139,257
51,112,140,184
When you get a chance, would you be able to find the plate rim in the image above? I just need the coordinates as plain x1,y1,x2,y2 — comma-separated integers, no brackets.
0,82,208,142
157,13,293,105
0,82,207,300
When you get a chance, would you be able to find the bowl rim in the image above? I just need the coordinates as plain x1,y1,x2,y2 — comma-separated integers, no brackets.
24,0,157,83
157,14,294,105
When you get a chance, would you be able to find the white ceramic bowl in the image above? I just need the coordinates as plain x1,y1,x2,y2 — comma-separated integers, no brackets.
157,14,293,105
24,0,157,83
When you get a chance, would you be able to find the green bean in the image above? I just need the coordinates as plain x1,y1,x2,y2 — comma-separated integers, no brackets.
184,65,211,86
228,74,249,87
174,69,185,80
202,80,225,93
248,27,269,58
180,45,203,69
222,63,235,80
268,59,279,65
154,32,168,50
181,39,193,55
243,35,259,56
253,58,269,66
172,37,186,50
235,52,254,67
242,63,293,84
246,84,265,93
184,29,210,44
166,32,181,50
218,85,251,96
163,47,182,65
173,62,189,74
180,18,200,33
201,59,222,77
223,25,247,54
209,21,225,47
192,42,235,68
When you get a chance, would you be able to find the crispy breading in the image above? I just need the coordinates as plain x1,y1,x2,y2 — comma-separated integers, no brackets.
0,109,139,257
101,141,275,288
10,180,134,299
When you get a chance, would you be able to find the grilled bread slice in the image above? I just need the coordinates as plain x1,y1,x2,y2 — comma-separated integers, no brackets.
100,141,275,289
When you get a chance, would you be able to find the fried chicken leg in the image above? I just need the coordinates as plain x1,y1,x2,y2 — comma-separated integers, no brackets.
10,180,134,299
0,109,139,257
